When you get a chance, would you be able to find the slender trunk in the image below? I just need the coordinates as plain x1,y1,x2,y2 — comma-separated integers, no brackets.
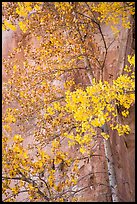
83,54,94,85
73,4,119,200
104,138,119,202
72,6,94,85
86,69,119,202
102,125,119,202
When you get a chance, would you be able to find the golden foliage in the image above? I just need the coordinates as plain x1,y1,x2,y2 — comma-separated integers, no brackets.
2,2,135,202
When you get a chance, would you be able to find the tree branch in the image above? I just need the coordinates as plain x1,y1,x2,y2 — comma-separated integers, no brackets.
3,190,29,202
17,170,50,201
39,174,51,197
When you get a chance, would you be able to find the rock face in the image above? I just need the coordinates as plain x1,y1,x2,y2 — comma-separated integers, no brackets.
92,18,135,202
2,18,135,202
111,105,135,202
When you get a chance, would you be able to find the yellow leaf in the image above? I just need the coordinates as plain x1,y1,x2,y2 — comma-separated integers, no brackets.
13,134,24,142
80,146,86,154
101,132,109,140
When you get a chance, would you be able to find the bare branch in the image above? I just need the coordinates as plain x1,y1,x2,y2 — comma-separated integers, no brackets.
39,174,51,197
2,176,22,180
18,170,50,201
3,190,29,202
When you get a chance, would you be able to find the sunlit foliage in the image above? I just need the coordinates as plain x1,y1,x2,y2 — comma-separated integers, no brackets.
2,2,135,202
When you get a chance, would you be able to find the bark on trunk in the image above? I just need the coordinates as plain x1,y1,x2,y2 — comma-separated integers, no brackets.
102,125,119,202
74,4,119,199
104,138,119,202
83,54,94,85
85,63,119,202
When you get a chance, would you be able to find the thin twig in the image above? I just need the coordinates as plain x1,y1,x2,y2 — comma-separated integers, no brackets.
18,170,50,201
3,190,29,202
2,176,22,180
39,175,51,197
72,154,102,162
77,171,107,184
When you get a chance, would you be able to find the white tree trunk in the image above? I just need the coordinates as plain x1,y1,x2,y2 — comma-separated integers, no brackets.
84,60,119,201
102,125,119,202
104,138,119,202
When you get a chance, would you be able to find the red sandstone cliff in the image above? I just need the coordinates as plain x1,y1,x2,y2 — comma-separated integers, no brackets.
2,15,135,202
